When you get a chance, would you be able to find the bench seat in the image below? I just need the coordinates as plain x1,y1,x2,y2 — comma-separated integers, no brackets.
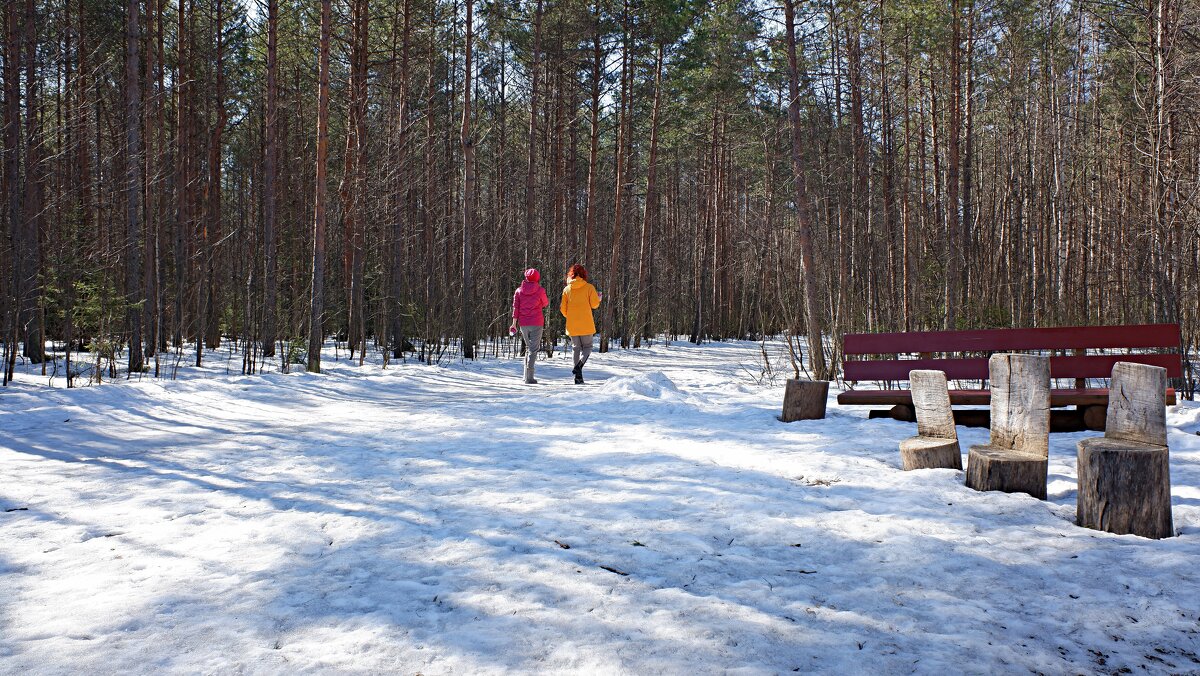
838,387,1178,408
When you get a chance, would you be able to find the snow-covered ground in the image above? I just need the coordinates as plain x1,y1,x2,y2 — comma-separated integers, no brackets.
2,340,1199,675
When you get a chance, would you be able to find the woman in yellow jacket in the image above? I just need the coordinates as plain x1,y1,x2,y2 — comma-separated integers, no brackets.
560,263,602,384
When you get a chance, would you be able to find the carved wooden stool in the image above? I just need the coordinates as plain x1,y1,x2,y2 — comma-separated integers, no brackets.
1077,362,1173,539
966,354,1050,499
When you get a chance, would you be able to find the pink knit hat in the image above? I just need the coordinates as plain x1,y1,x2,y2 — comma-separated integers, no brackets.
524,268,540,283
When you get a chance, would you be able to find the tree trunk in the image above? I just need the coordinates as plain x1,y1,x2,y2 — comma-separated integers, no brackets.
635,43,663,347
262,0,278,358
782,0,828,380
20,0,44,364
203,0,226,354
523,0,543,265
600,0,630,353
173,0,190,350
124,0,144,374
461,0,476,359
584,1,602,268
390,0,412,359
340,0,368,359
944,0,962,329
5,4,28,366
308,0,331,372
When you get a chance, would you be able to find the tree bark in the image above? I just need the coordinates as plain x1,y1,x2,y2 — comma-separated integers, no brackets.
461,0,476,359
583,1,602,269
600,0,631,353
262,0,278,358
125,0,144,374
944,0,962,329
635,43,663,347
308,0,331,373
5,4,29,366
201,0,226,355
782,0,828,380
340,0,368,359
390,0,412,359
20,0,44,364
523,0,543,266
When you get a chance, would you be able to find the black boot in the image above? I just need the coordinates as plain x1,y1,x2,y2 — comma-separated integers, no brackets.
573,361,584,384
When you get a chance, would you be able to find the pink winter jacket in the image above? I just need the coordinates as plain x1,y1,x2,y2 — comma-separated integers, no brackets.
512,281,550,327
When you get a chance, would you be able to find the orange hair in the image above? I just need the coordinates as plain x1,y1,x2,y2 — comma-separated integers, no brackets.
566,264,588,282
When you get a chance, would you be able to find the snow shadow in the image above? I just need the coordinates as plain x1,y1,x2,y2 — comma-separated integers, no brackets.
3,348,1200,672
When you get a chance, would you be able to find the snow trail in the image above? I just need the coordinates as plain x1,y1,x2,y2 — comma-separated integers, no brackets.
2,341,1199,674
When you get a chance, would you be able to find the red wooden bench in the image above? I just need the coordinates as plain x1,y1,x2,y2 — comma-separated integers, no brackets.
838,323,1182,431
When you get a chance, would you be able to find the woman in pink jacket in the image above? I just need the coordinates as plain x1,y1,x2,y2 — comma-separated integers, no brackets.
510,268,550,384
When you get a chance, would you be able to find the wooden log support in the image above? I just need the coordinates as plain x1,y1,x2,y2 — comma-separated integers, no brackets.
1081,404,1106,431
1076,362,1173,539
952,409,990,428
782,379,829,422
899,370,962,470
966,354,1050,498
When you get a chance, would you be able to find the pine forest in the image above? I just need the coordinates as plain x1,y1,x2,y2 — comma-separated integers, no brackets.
1,0,1198,392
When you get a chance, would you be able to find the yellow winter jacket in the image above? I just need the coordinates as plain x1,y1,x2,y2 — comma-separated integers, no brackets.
560,277,601,336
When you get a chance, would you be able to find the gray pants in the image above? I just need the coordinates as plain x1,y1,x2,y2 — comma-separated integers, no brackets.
520,326,543,382
570,335,594,371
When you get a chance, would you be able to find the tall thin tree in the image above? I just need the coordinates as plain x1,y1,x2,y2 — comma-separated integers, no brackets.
462,0,477,359
262,0,278,358
308,0,332,372
125,0,144,374
782,0,828,379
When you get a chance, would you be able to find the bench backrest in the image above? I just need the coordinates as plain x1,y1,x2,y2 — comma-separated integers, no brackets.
843,324,1182,382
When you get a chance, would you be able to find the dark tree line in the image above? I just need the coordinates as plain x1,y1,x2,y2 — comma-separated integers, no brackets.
1,0,1197,392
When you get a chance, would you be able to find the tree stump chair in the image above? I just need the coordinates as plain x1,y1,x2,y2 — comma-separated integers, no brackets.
966,354,1051,499
781,379,829,422
899,370,962,470
1076,362,1173,539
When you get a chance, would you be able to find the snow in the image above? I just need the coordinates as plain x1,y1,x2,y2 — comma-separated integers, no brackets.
2,340,1199,674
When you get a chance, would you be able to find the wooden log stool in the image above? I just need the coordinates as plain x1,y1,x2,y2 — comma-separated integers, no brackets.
782,379,829,422
899,370,962,470
1076,362,1173,539
966,354,1050,499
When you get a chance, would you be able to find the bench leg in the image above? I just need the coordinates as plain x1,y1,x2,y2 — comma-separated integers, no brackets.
867,405,914,421
951,409,989,428
1080,405,1106,431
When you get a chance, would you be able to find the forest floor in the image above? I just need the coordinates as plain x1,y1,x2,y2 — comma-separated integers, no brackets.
2,340,1200,674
